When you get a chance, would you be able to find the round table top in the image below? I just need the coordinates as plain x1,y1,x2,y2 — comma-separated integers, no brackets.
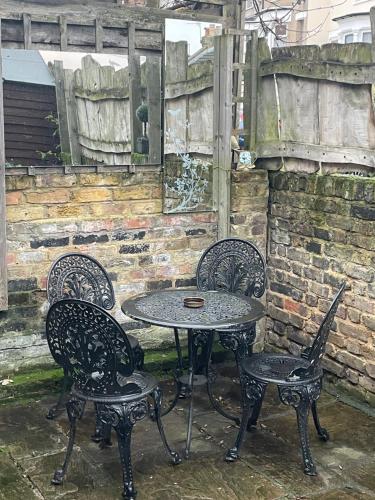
121,288,265,330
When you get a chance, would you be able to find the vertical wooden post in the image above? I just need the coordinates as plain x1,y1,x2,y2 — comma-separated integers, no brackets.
213,34,233,239
0,20,8,310
23,13,32,49
371,7,375,62
53,61,72,164
249,30,258,152
243,31,259,151
145,56,161,164
59,15,68,51
128,23,142,158
95,17,103,52
64,69,81,165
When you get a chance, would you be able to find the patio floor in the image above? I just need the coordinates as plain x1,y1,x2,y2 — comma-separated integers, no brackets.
1,364,374,500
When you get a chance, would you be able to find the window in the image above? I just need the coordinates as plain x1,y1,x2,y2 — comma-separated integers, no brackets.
344,33,354,43
362,32,372,43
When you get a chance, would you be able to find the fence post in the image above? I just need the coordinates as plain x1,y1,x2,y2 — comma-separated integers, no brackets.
53,61,72,164
371,7,375,62
63,69,81,165
213,34,234,239
129,23,142,158
0,20,8,310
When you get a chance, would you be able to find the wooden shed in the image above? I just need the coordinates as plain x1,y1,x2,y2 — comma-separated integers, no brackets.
2,49,60,166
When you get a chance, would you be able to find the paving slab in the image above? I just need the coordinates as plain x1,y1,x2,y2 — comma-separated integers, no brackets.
0,366,374,500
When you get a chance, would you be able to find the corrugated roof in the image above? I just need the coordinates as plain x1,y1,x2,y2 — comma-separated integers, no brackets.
1,49,55,86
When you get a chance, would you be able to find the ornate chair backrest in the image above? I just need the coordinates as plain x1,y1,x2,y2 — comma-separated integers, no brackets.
46,299,135,396
306,282,346,370
196,238,266,298
47,253,115,310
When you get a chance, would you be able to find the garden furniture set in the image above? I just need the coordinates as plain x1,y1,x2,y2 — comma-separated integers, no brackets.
44,238,345,499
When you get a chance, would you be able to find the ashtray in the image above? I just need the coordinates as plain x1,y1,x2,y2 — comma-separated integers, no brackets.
183,297,205,308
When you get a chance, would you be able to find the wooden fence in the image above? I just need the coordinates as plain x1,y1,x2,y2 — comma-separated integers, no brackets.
245,37,375,170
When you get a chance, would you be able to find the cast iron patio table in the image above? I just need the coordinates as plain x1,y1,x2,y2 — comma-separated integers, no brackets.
122,288,264,458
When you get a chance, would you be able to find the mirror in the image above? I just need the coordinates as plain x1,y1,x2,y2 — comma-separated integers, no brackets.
1,48,161,167
163,20,221,213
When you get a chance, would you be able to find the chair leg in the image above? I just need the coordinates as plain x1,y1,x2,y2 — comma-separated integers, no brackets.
295,399,316,476
51,398,83,485
115,419,137,500
311,401,329,442
225,376,267,462
247,384,267,431
92,403,112,446
46,367,69,420
151,388,181,465
134,343,145,371
225,402,252,462
278,385,316,476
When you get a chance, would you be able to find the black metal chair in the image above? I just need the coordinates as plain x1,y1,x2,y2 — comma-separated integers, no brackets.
46,299,181,500
46,253,144,424
195,238,266,423
225,282,346,476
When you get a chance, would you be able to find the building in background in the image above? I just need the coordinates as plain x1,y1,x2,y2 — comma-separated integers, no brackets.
245,0,374,47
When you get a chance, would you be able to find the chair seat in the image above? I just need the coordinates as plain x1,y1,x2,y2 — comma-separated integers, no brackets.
241,353,322,384
72,371,158,403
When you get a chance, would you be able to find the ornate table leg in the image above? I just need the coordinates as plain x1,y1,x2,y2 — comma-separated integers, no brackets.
205,324,256,424
160,328,185,417
151,387,181,465
185,329,195,459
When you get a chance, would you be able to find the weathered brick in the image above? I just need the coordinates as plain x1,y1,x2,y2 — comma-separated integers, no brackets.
306,241,321,254
72,188,112,203
8,278,37,292
185,228,207,237
25,190,70,204
351,205,375,221
284,298,309,317
6,191,22,205
119,243,150,254
147,280,173,291
268,303,290,324
175,277,196,288
362,315,375,332
30,237,69,249
73,234,109,245
337,320,369,342
346,263,374,282
270,282,303,301
336,351,365,372
365,362,375,379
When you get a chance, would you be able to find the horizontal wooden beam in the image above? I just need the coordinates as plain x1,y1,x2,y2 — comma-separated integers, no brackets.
257,141,375,168
260,59,375,85
165,73,213,99
0,3,230,27
5,164,162,176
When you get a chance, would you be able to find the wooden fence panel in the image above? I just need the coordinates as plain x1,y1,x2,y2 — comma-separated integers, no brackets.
0,19,7,310
250,41,375,169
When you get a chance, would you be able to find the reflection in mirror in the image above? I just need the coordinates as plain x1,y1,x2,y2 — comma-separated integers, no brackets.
163,20,221,213
1,49,161,167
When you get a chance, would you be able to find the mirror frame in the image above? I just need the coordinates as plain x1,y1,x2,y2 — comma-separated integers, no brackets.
0,6,164,170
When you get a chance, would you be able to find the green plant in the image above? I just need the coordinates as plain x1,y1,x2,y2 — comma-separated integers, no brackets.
136,103,148,136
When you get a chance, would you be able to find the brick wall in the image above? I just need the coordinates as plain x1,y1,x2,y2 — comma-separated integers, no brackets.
1,168,269,374
267,172,375,404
